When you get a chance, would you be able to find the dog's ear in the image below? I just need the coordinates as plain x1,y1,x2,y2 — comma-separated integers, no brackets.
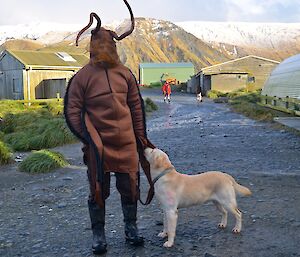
154,154,172,170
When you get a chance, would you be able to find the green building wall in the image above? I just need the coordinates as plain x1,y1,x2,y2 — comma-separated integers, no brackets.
139,63,194,85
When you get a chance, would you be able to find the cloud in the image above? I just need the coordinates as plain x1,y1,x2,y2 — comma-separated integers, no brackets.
224,0,300,22
0,0,300,25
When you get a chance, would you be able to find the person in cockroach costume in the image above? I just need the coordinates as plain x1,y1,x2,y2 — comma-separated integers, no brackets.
64,1,155,254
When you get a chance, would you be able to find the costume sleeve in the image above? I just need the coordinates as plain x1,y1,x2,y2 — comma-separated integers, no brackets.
127,71,146,139
64,75,86,142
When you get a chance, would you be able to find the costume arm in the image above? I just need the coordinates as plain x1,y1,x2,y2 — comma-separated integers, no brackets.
64,75,86,142
127,71,146,139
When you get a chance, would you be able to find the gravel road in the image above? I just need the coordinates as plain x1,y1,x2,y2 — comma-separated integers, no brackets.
1,89,299,257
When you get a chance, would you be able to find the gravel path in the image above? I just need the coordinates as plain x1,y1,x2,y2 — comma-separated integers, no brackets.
1,89,300,257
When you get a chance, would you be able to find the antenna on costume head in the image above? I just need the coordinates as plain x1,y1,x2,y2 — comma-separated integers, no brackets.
111,0,135,41
76,12,102,46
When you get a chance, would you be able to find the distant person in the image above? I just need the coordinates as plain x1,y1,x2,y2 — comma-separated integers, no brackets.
162,81,172,103
196,86,203,102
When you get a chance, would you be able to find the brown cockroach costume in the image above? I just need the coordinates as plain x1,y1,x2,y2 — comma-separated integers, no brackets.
64,1,155,252
64,1,154,208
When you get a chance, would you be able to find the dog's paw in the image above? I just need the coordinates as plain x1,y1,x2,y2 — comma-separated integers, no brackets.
163,241,174,248
218,223,226,229
158,231,168,238
232,227,241,234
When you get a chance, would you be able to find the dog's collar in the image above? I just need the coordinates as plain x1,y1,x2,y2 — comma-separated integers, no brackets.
152,166,174,184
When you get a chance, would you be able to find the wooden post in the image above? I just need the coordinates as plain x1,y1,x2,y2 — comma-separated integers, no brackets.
273,96,276,106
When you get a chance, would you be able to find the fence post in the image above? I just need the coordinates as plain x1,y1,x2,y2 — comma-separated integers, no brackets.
273,96,277,106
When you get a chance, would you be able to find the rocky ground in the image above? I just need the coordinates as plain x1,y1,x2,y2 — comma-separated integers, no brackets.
0,89,300,257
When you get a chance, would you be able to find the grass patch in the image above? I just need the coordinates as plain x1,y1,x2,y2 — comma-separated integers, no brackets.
19,149,69,173
0,100,77,151
207,89,294,122
207,88,250,99
207,90,224,99
0,100,26,117
1,111,76,151
145,98,158,112
229,91,293,121
149,81,163,88
0,140,13,165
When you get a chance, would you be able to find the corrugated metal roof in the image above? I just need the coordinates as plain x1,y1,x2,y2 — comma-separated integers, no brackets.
201,55,280,72
195,55,280,76
262,54,300,99
6,50,89,69
139,62,194,69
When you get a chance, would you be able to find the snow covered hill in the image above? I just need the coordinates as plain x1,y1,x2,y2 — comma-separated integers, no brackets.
0,20,128,45
175,21,300,48
2,20,300,50
0,22,82,45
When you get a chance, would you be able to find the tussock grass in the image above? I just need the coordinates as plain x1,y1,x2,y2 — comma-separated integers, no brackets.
149,82,163,88
207,90,223,99
0,100,76,151
207,89,293,121
0,140,12,165
0,100,26,117
2,113,76,151
19,149,69,173
228,91,292,121
230,99,274,121
145,98,158,112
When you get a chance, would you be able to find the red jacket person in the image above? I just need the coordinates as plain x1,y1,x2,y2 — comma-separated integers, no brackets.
162,81,171,102
64,1,154,254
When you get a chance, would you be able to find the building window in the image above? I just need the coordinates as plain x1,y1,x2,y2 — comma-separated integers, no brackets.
248,76,255,83
13,78,21,93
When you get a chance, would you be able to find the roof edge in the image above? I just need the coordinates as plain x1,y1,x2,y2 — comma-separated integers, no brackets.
200,55,280,73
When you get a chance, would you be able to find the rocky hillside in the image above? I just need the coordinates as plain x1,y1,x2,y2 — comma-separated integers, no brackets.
176,21,300,61
0,18,232,76
2,18,300,76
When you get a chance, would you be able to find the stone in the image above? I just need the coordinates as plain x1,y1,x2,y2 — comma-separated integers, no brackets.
205,253,217,257
62,177,73,181
58,203,67,208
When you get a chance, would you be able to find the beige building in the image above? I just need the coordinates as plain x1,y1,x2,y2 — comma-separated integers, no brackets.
187,55,280,95
0,50,89,100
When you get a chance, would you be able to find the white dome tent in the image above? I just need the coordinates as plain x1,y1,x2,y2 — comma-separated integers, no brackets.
262,54,300,100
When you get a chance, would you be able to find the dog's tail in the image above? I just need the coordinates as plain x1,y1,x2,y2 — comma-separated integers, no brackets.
234,182,252,196
227,175,252,196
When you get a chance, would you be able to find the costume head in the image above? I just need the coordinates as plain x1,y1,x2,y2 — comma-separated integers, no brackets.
75,0,135,67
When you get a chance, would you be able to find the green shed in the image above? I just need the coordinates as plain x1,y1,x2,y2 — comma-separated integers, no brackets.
138,62,194,85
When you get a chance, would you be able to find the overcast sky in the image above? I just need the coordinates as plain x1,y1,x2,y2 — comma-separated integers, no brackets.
1,0,300,26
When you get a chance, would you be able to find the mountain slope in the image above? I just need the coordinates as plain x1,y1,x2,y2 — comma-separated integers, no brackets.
2,19,300,76
176,21,300,61
37,18,232,75
0,39,44,52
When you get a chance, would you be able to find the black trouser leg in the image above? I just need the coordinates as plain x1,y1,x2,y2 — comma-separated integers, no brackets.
88,200,107,254
86,168,110,254
115,172,144,246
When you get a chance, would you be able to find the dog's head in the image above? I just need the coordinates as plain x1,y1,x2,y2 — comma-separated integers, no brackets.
144,148,173,171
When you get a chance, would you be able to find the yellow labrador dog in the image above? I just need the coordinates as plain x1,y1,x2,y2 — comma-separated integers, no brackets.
144,147,251,248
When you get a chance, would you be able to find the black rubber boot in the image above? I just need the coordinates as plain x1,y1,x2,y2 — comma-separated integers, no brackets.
88,200,107,255
121,199,144,246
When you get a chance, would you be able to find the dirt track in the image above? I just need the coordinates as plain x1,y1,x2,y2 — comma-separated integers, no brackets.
1,89,300,257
